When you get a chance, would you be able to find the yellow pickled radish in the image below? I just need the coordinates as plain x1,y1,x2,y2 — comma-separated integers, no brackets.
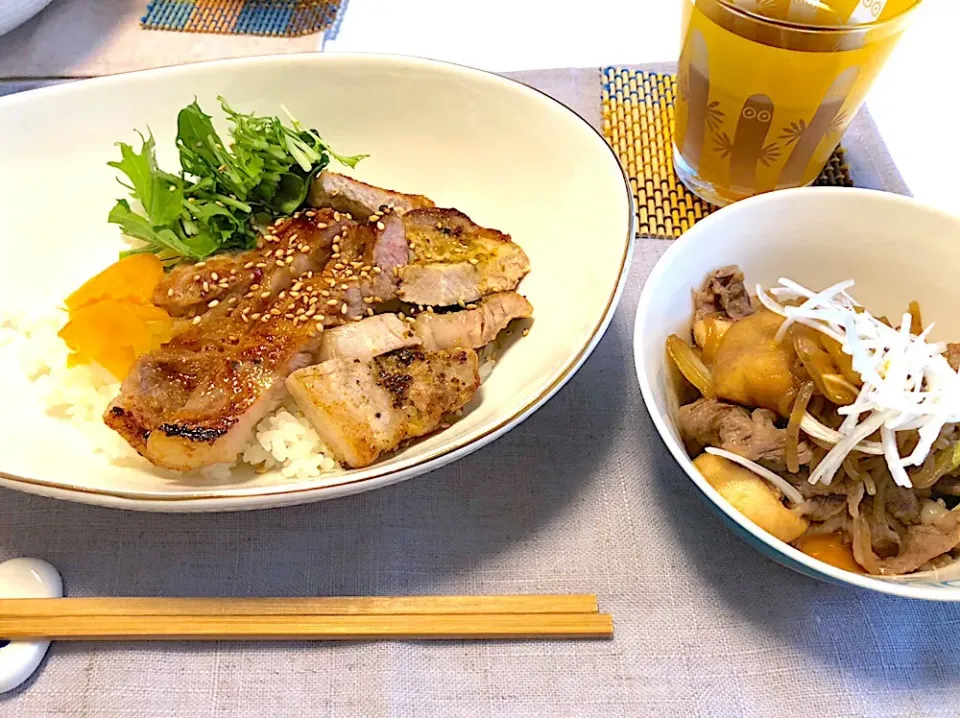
65,253,165,311
59,255,173,379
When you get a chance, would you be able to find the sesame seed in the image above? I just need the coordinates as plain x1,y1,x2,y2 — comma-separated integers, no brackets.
243,262,255,270
274,249,284,258
202,282,210,292
276,260,285,268
334,263,345,270
241,314,250,323
250,284,261,291
316,223,328,229
468,258,479,265
289,234,298,242
207,299,220,308
228,297,238,305
366,308,375,317
331,253,341,259
251,313,261,320
231,269,237,276
351,261,363,269
522,328,530,336
284,313,295,320
296,308,305,315
376,221,385,231
193,274,201,281
341,284,349,290
306,271,314,279
292,282,302,292
436,222,443,230
192,316,201,325
261,291,271,298
211,272,219,281
285,256,294,265
305,210,316,218
167,288,174,297
326,299,338,307
261,315,270,323
228,335,237,342
363,297,374,304
327,279,336,287
368,214,380,222
360,271,369,279
279,291,287,299
373,267,383,274
345,213,353,221
340,303,348,315
320,290,331,297
270,308,281,316
256,263,268,269
333,212,341,222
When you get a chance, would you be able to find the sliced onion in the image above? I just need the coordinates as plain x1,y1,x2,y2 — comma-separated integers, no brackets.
786,382,814,474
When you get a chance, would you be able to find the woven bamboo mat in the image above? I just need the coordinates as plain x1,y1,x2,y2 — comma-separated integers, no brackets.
141,0,342,36
602,67,853,240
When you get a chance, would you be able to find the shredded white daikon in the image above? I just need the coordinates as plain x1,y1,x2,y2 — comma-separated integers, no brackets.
704,447,805,505
758,279,960,489
799,413,883,455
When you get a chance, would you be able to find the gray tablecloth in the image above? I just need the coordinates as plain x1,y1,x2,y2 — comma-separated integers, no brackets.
2,69,953,718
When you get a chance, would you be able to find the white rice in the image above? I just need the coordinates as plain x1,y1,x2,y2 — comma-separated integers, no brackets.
1,309,341,481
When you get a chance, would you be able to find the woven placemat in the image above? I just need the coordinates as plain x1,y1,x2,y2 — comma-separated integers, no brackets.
602,67,853,240
142,0,342,36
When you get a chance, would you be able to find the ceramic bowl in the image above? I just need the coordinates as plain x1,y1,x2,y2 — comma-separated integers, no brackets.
0,54,633,511
634,187,960,600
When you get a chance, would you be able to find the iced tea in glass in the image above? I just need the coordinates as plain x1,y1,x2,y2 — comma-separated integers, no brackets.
674,0,919,205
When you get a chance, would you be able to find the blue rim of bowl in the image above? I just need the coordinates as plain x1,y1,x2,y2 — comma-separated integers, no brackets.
633,186,960,601
0,53,637,507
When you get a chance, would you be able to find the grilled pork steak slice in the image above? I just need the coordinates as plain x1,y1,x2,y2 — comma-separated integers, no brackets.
318,314,419,362
105,212,412,470
397,208,530,306
287,348,480,468
154,254,257,318
413,292,532,351
308,171,434,219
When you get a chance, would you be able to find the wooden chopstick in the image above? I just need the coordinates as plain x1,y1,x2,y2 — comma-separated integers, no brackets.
0,613,613,641
0,594,598,617
0,595,613,641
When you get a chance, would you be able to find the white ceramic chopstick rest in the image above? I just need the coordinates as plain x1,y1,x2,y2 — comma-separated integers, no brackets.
0,558,62,693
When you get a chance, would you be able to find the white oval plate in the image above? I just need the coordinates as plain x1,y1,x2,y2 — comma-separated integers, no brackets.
0,54,633,512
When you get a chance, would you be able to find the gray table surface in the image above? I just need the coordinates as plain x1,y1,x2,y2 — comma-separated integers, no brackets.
2,68,954,718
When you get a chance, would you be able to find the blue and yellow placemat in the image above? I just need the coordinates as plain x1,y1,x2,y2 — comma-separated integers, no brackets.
602,68,853,240
142,0,342,36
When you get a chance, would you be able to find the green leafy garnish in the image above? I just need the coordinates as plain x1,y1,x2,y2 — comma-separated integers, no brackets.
108,97,365,264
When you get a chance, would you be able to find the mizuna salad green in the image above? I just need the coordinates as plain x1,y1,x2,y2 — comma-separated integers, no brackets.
108,97,365,264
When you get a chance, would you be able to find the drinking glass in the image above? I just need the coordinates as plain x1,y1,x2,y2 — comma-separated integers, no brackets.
674,0,920,206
